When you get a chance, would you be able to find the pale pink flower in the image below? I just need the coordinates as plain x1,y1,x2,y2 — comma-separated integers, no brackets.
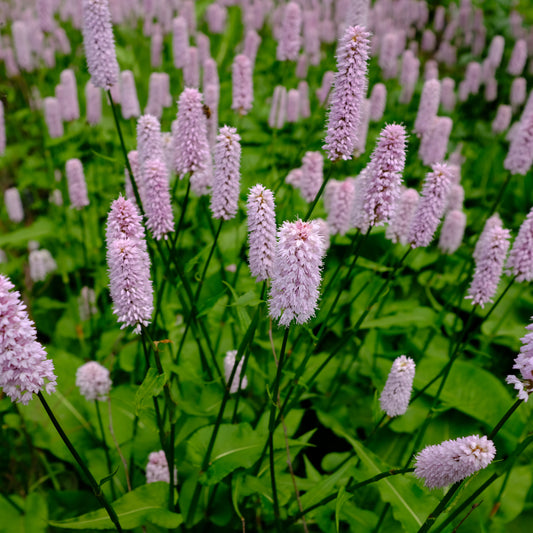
44,97,63,138
247,184,276,282
414,435,496,489
300,151,324,203
146,451,177,484
379,355,415,417
4,187,24,223
323,26,371,161
232,54,253,115
66,158,90,209
0,275,57,405
183,46,199,88
276,2,302,61
327,179,356,236
492,105,512,134
82,0,120,90
386,188,419,245
172,16,188,69
439,209,467,254
414,79,440,136
211,126,241,221
506,207,533,282
120,70,140,119
286,89,300,123
76,361,112,401
85,81,102,125
369,83,386,122
508,39,527,76
269,220,326,327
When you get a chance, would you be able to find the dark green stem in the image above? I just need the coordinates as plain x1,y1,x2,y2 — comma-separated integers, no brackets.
38,393,123,532
95,400,116,500
304,165,333,221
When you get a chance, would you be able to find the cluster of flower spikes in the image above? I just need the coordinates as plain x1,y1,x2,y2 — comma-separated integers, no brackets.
0,275,57,405
105,196,153,334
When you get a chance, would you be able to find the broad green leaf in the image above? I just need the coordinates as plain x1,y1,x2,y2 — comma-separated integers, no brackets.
135,368,167,415
0,217,55,247
187,423,264,485
415,358,525,444
289,456,357,515
361,306,438,329
49,482,182,530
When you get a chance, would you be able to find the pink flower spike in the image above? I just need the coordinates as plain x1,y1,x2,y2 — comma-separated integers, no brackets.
439,209,466,255
0,101,5,155
0,275,57,404
386,188,419,245
232,54,253,116
379,355,415,417
172,16,188,69
363,123,407,227
44,97,64,138
82,0,120,90
143,158,175,241
76,361,112,401
409,163,452,248
4,187,24,223
120,70,140,119
66,158,90,209
300,151,324,203
269,219,326,327
327,179,356,236
414,435,496,489
506,207,533,282
211,126,241,221
467,225,511,307
247,184,276,282
276,2,302,61
369,83,386,122
85,81,102,125
173,88,213,195
414,79,440,136
492,105,512,134
323,25,371,162
146,450,177,484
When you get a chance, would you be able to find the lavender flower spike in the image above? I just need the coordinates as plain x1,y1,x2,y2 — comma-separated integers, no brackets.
232,54,253,116
327,179,356,236
439,210,467,255
363,124,407,227
269,219,326,327
66,158,90,209
4,187,24,223
106,197,153,333
173,88,213,195
82,0,120,90
414,435,496,489
323,25,371,162
506,207,533,282
0,101,5,155
507,318,533,400
276,2,302,61
146,451,177,484
414,79,441,136
379,355,415,417
300,151,324,202
0,275,57,405
224,350,248,394
211,126,241,221
408,163,452,248
144,158,175,241
247,184,276,282
467,225,511,308
504,103,533,175
386,188,419,245
76,361,112,401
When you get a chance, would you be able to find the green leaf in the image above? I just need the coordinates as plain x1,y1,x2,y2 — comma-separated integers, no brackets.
49,482,182,530
135,368,167,415
186,423,264,485
99,466,119,488
335,486,353,533
289,456,357,515
0,217,55,247
361,306,438,330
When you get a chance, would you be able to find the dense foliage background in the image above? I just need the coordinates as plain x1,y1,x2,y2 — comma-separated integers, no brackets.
2,0,533,532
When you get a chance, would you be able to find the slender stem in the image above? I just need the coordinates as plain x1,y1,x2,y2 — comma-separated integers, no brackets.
485,172,512,225
417,481,463,533
107,90,144,217
38,393,123,532
488,399,523,440
1,493,24,514
171,179,191,251
304,165,333,221
95,400,116,499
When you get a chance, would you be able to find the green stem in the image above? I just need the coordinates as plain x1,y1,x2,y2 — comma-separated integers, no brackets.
488,399,523,440
95,400,116,500
38,393,123,532
107,90,144,217
304,166,333,221
483,276,516,324
1,493,24,515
